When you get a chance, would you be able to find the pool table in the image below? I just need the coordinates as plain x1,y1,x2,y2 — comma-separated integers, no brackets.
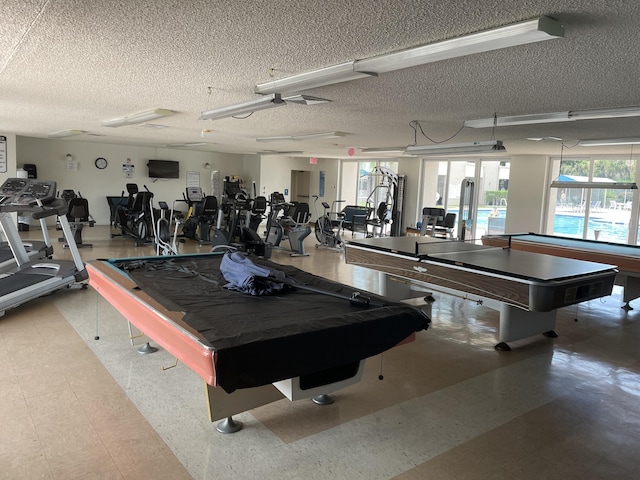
87,252,429,430
482,233,640,309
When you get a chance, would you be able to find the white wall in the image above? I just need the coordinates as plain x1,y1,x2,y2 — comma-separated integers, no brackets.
16,137,244,225
11,135,552,236
396,156,422,230
504,155,549,233
259,156,340,220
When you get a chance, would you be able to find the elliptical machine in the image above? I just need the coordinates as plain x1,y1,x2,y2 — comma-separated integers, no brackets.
150,199,182,255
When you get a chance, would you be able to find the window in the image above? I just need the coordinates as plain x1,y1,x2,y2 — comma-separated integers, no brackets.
340,160,399,207
420,158,510,240
547,156,638,243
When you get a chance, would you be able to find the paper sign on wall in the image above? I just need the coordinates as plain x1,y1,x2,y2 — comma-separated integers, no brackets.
186,171,200,187
0,136,7,173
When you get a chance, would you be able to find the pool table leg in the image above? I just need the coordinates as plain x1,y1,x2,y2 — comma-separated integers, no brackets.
204,382,284,432
620,274,640,310
497,305,558,351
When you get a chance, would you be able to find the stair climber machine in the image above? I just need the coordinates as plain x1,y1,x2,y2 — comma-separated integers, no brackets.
265,192,312,257
0,178,87,317
150,198,183,256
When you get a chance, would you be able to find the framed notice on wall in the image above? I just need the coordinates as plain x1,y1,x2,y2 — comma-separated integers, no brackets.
0,136,6,173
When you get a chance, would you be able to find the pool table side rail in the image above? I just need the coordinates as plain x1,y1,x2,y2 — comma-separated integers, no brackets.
87,260,218,386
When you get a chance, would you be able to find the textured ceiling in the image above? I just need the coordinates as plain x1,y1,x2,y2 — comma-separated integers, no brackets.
2,0,640,158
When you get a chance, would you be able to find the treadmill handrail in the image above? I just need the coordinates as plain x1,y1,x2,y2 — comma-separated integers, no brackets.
32,207,62,220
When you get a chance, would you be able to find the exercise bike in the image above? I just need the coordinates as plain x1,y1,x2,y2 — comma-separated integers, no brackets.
313,196,345,250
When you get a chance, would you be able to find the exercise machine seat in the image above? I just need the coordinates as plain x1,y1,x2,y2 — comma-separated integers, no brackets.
65,197,95,248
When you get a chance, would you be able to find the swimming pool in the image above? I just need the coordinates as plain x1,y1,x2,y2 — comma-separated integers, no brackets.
472,209,632,243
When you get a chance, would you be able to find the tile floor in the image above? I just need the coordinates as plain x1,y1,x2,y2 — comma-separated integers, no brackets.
1,225,639,479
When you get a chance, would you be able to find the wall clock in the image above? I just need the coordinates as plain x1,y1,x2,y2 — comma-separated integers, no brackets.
95,157,108,169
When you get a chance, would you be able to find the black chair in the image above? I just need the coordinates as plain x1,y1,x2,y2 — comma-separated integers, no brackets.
197,195,218,243
339,205,371,237
432,213,456,239
64,196,95,248
249,196,267,232
420,207,445,235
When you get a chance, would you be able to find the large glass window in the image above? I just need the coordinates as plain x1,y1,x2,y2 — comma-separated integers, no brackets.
341,160,399,207
547,156,638,243
421,158,510,240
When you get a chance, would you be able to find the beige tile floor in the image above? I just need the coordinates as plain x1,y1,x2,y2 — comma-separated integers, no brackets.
1,225,640,479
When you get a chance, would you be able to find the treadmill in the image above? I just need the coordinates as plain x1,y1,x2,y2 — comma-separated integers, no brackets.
0,178,87,317
0,236,54,274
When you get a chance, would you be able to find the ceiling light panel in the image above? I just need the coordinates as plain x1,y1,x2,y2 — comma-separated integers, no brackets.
255,62,374,95
465,112,570,128
405,140,505,156
199,94,285,121
578,138,640,146
254,17,562,95
102,108,174,127
291,132,346,141
47,129,85,138
355,16,564,74
282,95,332,105
256,131,345,142
466,106,640,128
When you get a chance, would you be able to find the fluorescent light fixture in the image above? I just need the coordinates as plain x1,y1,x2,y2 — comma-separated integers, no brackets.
255,136,293,143
355,16,563,74
527,136,563,142
361,146,407,153
137,123,170,129
199,94,285,121
570,106,640,120
255,17,561,95
465,111,570,128
256,131,345,142
47,129,85,138
405,140,505,156
292,131,346,141
466,106,640,128
255,62,375,95
102,108,174,127
166,142,207,147
550,181,637,189
258,150,305,156
282,95,331,105
579,138,640,147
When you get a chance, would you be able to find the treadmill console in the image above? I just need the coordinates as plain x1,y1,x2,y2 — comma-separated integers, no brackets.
0,178,28,196
0,178,57,207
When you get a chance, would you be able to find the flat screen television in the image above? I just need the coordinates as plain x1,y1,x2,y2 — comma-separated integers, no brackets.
148,159,179,179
